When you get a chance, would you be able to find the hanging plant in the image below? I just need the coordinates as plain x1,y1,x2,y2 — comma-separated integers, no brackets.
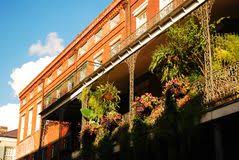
164,78,191,109
100,111,123,132
132,93,162,119
96,82,120,103
149,17,205,82
80,122,100,159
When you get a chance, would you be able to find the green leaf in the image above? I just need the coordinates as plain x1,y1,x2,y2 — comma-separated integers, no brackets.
80,108,97,120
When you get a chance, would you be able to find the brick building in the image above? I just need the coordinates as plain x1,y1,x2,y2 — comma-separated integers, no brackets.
16,0,239,159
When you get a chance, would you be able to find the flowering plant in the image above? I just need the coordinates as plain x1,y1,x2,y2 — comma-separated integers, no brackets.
132,93,162,118
145,105,165,125
100,111,123,132
81,122,100,138
164,79,191,108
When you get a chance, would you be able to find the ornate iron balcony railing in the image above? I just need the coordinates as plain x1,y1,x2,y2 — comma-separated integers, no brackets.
43,0,196,109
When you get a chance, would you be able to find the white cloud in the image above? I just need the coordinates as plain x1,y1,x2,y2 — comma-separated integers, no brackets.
9,56,55,96
28,32,64,56
0,103,19,130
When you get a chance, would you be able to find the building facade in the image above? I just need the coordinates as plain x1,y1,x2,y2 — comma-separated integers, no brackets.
17,0,239,159
0,129,17,160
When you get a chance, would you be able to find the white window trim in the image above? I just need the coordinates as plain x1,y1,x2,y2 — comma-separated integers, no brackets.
38,84,42,93
95,29,103,43
109,35,121,46
27,108,33,136
109,13,120,30
68,55,75,67
133,0,148,16
20,114,25,141
35,102,42,131
57,66,62,76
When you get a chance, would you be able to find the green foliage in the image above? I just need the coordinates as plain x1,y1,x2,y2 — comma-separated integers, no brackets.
95,82,120,112
213,34,239,70
79,82,121,122
88,94,104,120
79,86,91,103
80,108,97,121
149,17,205,82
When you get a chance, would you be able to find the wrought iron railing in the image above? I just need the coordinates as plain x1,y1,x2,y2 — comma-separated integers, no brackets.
43,0,190,109
206,62,239,106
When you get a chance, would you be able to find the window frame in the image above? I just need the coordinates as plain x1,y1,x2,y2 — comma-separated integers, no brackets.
27,108,33,136
109,13,120,30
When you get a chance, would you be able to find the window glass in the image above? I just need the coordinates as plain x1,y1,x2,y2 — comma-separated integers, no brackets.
57,66,62,76
160,0,173,18
78,42,88,56
38,83,43,93
46,74,53,85
20,115,25,140
136,10,147,35
80,64,87,81
29,91,34,99
68,55,75,67
95,29,103,42
67,81,73,91
22,98,27,106
27,109,33,136
110,14,120,30
94,54,102,70
110,40,121,57
35,102,42,131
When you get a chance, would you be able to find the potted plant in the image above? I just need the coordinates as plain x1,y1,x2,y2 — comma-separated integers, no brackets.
132,93,162,119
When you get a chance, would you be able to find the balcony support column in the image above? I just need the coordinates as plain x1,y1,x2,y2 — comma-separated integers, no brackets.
192,0,215,104
124,51,139,119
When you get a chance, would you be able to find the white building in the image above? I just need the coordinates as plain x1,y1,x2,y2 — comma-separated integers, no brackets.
0,129,17,160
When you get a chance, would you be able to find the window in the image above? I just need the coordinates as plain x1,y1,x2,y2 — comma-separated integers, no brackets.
95,29,103,42
80,63,87,81
20,115,25,140
56,89,61,98
35,102,42,131
68,55,76,67
93,52,102,71
136,10,147,35
4,146,16,160
27,109,33,136
57,66,62,76
67,81,73,91
45,97,50,106
109,14,120,30
38,83,43,93
160,0,173,19
46,74,53,85
110,40,121,57
78,42,88,56
29,91,34,99
22,98,27,106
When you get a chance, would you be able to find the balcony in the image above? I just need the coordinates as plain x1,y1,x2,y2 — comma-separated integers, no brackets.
43,0,200,110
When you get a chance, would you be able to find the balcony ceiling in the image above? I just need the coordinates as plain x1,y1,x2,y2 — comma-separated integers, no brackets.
212,0,239,20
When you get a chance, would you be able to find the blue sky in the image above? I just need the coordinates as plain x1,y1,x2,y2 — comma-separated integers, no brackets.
0,0,112,129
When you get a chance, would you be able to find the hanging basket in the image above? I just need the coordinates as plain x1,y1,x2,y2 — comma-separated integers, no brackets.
102,92,115,101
